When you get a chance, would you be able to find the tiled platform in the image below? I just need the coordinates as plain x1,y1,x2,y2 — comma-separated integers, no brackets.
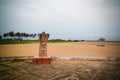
0,60,120,80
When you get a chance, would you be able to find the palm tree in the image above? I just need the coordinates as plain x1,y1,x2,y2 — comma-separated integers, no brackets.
15,32,22,42
21,32,25,38
0,35,2,40
30,33,33,38
8,31,15,39
3,33,8,39
29,33,36,38
15,32,21,38
24,33,29,39
33,33,37,38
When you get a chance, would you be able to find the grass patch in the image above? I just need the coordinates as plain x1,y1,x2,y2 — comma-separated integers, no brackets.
1,39,119,45
0,39,72,44
0,40,39,45
12,58,25,63
48,39,69,43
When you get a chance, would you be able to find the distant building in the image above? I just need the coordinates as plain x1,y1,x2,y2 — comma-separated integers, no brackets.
99,37,106,41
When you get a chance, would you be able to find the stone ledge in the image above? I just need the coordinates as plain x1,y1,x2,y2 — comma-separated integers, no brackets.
0,56,34,61
51,56,120,61
0,56,120,61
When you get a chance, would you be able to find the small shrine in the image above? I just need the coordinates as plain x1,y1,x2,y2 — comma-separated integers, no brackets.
32,32,51,64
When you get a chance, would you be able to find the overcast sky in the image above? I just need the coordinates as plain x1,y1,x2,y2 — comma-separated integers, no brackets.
0,0,120,40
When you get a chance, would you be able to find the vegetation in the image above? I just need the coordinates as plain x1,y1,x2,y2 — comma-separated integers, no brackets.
73,40,80,42
0,39,120,45
0,35,2,40
2,31,36,41
12,58,25,62
0,39,73,44
0,31,116,45
0,40,39,44
99,37,106,41
48,39,69,43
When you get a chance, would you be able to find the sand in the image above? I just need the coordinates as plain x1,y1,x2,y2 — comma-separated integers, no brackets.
0,42,120,57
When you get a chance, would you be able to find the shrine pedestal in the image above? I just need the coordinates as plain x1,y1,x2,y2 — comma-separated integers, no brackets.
33,32,51,64
32,57,51,64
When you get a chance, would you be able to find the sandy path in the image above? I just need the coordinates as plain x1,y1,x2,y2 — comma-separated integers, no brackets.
0,42,120,57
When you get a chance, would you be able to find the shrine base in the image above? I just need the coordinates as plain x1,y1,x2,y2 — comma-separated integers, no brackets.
32,57,51,64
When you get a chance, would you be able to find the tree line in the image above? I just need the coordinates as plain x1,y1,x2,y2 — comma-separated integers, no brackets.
0,31,106,42
0,31,37,41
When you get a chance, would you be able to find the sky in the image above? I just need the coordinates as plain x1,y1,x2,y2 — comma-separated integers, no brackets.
0,0,120,40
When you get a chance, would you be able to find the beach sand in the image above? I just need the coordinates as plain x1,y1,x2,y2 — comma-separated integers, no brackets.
0,42,120,57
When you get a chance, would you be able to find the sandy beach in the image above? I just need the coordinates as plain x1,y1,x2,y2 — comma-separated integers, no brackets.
0,42,120,57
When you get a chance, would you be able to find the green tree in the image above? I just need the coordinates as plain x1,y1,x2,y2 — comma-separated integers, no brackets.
33,33,37,38
15,32,21,38
30,33,36,38
8,31,15,39
24,33,29,38
3,33,8,39
0,35,2,40
15,32,22,42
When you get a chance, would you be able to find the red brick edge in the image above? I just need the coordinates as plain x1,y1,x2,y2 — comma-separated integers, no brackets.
32,58,51,64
